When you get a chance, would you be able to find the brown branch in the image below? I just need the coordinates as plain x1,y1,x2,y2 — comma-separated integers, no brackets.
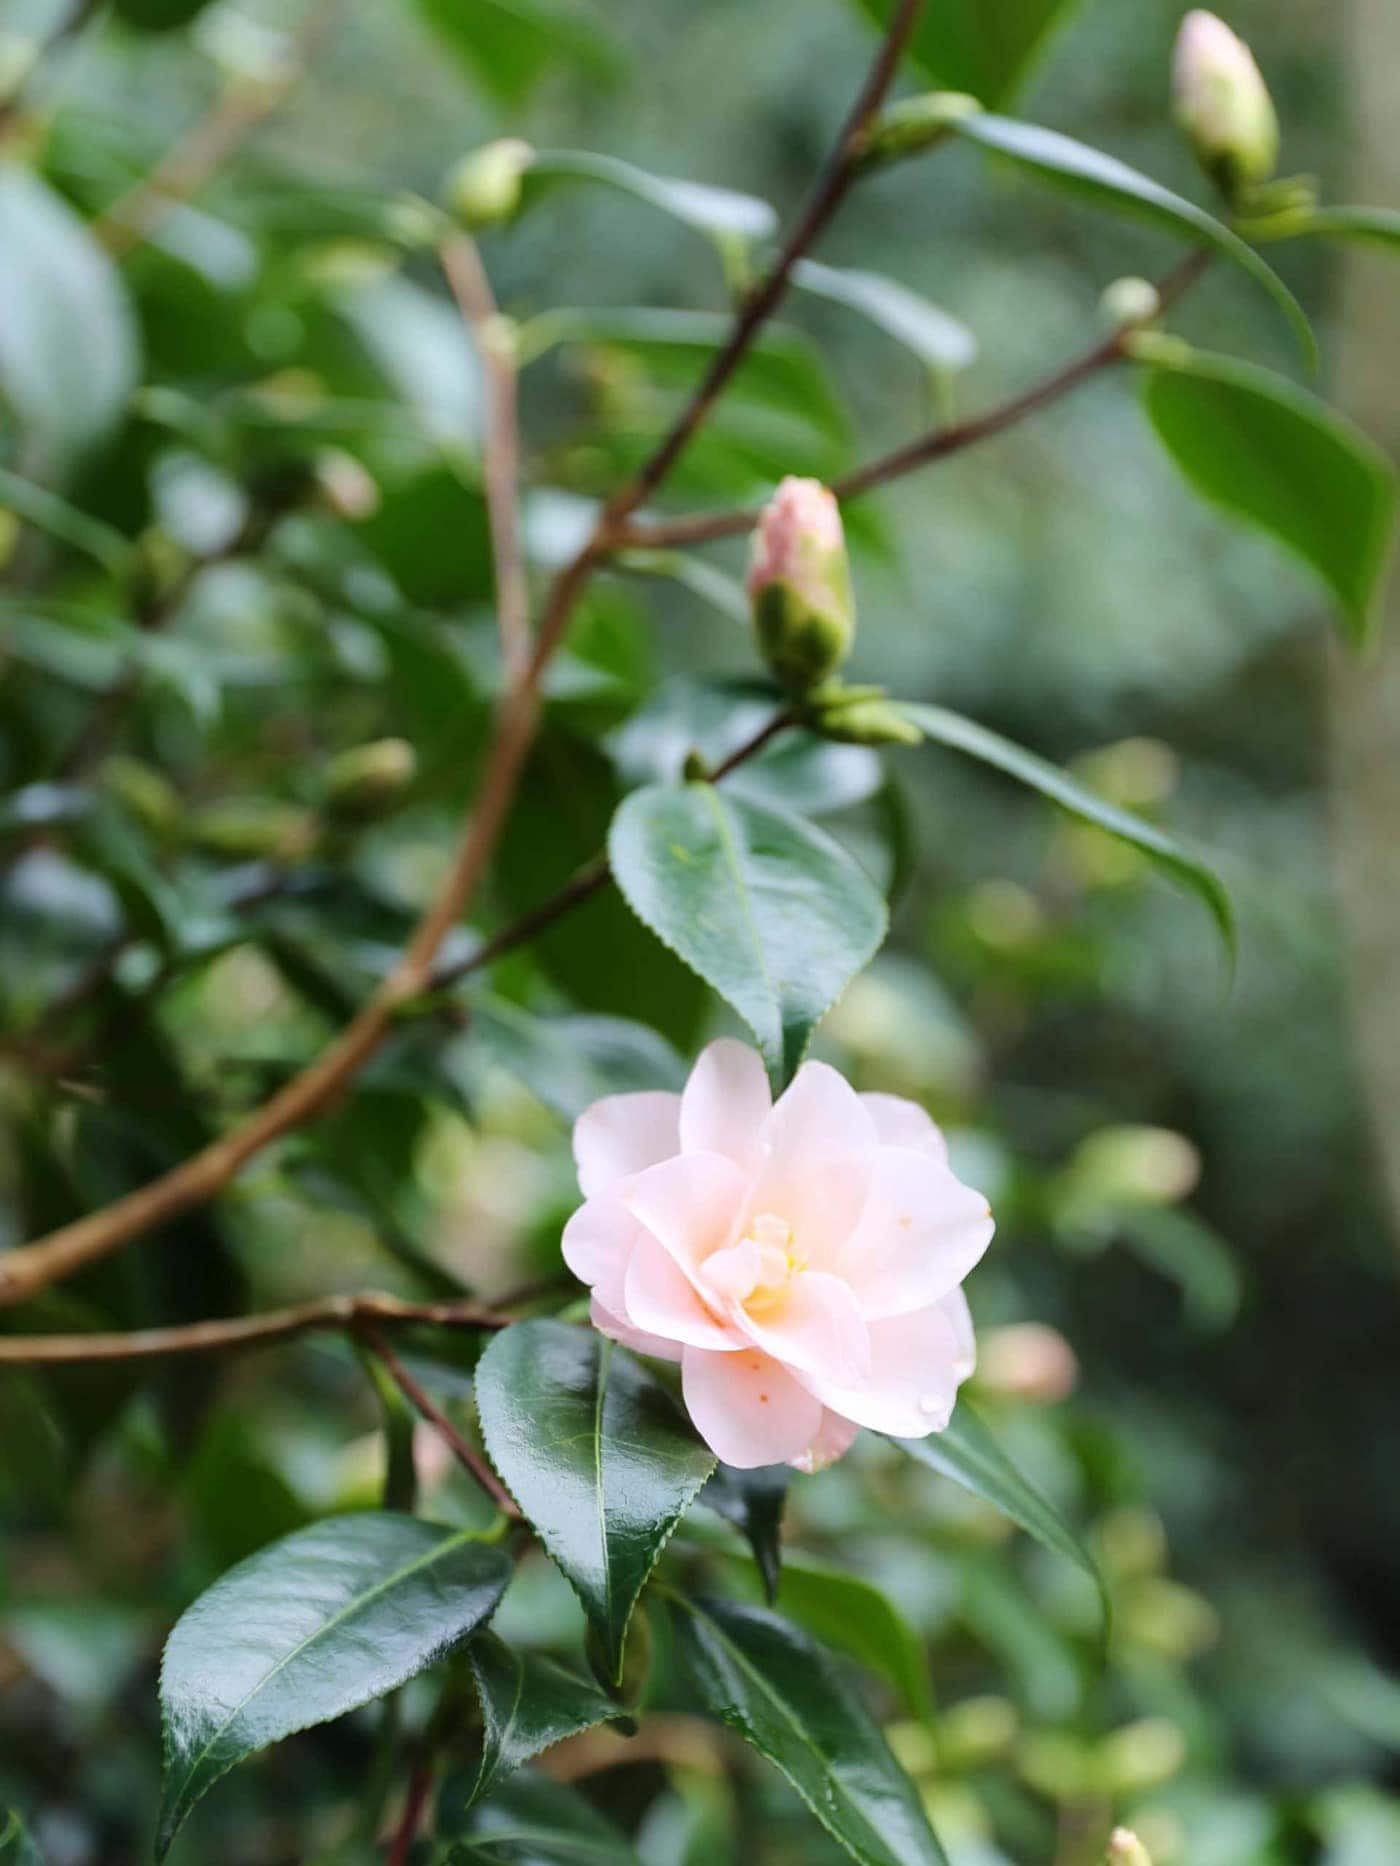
440,233,531,676
614,250,1215,551
0,7,923,1311
0,1291,511,1365
596,0,928,521
361,1323,520,1520
90,0,334,259
386,1756,436,1866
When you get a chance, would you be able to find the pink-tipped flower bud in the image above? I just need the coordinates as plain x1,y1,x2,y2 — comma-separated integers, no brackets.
1172,12,1279,196
747,477,855,692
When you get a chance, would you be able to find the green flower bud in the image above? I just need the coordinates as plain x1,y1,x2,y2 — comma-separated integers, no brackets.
1172,12,1279,198
1106,1827,1154,1866
322,738,417,818
445,138,534,231
939,1695,1019,1771
749,478,856,692
189,799,318,862
862,92,983,168
1097,1717,1186,1797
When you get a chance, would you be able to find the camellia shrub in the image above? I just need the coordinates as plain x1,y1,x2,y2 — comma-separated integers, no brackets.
1,1,1397,1862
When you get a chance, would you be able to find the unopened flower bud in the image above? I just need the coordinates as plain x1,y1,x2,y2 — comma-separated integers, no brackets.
1106,1827,1154,1866
939,1695,1019,1771
1100,277,1161,331
1172,12,1279,197
445,138,534,231
748,478,855,693
189,799,318,863
810,694,922,747
322,738,416,818
978,1323,1079,1405
313,448,380,522
863,92,983,168
1098,1717,1186,1796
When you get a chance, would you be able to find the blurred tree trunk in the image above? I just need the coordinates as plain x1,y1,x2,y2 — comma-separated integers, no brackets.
1331,0,1400,1234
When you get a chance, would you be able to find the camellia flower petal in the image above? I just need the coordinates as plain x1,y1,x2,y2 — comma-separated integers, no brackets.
564,1039,996,1469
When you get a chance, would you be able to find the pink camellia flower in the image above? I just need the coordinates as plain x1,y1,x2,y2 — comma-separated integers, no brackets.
563,1039,993,1470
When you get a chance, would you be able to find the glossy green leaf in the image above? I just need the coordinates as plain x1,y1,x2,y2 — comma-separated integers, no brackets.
0,165,140,469
463,1632,619,1810
0,1811,42,1864
156,1513,511,1855
701,1462,789,1603
1140,348,1396,646
792,259,977,373
444,1771,644,1863
853,0,1079,106
895,1405,1108,1634
609,784,888,1083
471,1000,686,1124
527,149,777,244
898,703,1233,956
410,0,619,105
949,114,1314,365
669,1595,949,1866
475,1322,715,1681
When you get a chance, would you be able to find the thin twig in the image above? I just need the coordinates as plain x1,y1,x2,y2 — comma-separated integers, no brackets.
361,1323,520,1519
614,251,1215,551
0,6,924,1311
386,1756,436,1866
440,233,531,675
0,1291,511,1365
90,0,334,259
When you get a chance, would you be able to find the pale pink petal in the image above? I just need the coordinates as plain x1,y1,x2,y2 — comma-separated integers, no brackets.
939,1287,977,1382
589,1295,682,1363
573,1091,681,1199
789,1409,860,1474
682,1345,823,1468
736,1270,869,1383
800,1301,967,1437
561,1192,640,1317
621,1152,748,1283
838,1147,993,1319
624,1233,738,1351
751,1156,873,1273
759,1060,879,1171
679,1039,771,1174
860,1093,949,1162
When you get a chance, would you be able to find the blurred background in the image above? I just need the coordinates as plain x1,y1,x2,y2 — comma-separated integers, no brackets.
2,0,1399,1860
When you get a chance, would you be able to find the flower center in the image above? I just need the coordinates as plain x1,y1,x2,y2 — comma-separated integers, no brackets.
701,1210,803,1313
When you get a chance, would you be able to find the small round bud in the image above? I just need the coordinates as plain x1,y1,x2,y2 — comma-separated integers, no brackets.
938,1695,1019,1771
748,478,855,693
313,448,380,522
1100,276,1161,331
445,139,534,231
1106,1827,1154,1866
189,799,319,862
1172,12,1279,197
322,738,416,818
1098,1717,1186,1796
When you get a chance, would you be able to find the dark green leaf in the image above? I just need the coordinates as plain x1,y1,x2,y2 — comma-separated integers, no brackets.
463,1632,619,1810
409,0,620,105
471,999,686,1123
156,1513,511,1855
112,0,215,28
0,165,139,469
0,472,133,575
892,705,1232,955
669,1595,949,1866
444,1771,643,1863
949,114,1314,365
1115,1203,1243,1332
775,1558,935,1723
853,0,1079,106
609,784,888,1083
1140,347,1396,646
702,1462,789,1603
527,149,777,244
475,1322,715,1681
894,1404,1108,1635
898,702,1233,957
792,259,977,373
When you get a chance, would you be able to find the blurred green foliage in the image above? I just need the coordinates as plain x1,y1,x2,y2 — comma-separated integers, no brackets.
2,1,1399,1862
